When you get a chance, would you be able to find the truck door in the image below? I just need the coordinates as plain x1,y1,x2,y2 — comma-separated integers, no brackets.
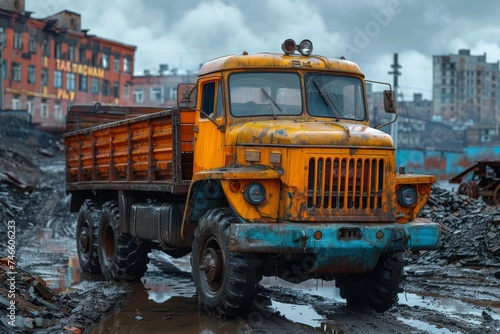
193,79,225,173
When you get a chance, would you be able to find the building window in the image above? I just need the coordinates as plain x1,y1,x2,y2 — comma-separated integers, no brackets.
68,45,75,61
102,54,109,69
28,65,35,84
29,34,36,53
54,70,63,88
12,63,21,81
42,39,50,56
150,87,164,102
92,53,98,66
54,103,63,120
13,32,23,50
55,42,62,59
12,98,20,110
124,84,130,100
91,78,100,94
102,80,110,95
113,82,119,98
123,58,130,73
168,86,177,100
66,72,76,91
79,48,86,63
114,57,120,72
41,69,49,86
40,103,49,119
134,88,144,103
79,75,87,91
27,99,34,114
0,27,5,46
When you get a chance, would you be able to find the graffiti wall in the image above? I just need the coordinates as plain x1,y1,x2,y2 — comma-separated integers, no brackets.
396,147,500,179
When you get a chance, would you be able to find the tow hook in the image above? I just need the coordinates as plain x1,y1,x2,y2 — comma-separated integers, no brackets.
293,230,308,251
394,228,420,260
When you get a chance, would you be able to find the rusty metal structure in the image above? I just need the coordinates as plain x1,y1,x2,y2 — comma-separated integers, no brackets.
449,160,500,205
64,39,441,316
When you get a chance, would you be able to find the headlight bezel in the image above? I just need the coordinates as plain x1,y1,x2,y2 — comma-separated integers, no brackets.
397,185,418,207
243,182,267,205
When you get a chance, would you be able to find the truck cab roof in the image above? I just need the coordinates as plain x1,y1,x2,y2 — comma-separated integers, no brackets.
199,52,365,77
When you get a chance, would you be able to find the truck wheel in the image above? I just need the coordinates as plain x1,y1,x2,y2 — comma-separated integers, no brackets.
457,180,479,199
191,208,262,317
98,201,150,281
336,254,406,312
76,200,102,274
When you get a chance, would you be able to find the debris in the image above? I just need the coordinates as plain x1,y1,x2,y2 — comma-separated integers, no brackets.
417,185,500,267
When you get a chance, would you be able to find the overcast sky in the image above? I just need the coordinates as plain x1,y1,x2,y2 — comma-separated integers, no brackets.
26,0,500,100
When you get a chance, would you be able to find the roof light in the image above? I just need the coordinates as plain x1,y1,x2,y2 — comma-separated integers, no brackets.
282,39,296,55
298,39,313,56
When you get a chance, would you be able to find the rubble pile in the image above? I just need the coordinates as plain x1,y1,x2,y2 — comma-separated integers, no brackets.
0,261,127,333
417,186,500,267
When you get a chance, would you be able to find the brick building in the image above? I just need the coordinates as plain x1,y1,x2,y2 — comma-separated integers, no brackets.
132,66,198,108
0,0,136,132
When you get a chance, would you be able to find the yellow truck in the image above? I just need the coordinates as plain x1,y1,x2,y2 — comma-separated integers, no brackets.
64,39,440,316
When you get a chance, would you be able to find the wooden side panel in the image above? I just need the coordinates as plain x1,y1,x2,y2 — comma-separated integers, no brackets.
65,108,196,190
151,117,174,181
66,105,167,132
179,110,195,180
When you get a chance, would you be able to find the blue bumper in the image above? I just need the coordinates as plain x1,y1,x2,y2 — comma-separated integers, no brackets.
228,218,441,273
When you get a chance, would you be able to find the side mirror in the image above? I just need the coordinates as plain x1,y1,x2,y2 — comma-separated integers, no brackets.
177,83,197,108
383,90,397,114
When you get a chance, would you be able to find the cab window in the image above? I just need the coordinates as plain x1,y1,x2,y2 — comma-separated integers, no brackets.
201,81,223,118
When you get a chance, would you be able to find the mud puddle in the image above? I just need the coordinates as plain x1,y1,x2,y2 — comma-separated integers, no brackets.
22,240,499,334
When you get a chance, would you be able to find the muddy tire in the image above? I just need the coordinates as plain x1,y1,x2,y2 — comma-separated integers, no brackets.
76,200,102,274
191,208,262,317
457,180,479,199
97,201,150,281
336,254,406,312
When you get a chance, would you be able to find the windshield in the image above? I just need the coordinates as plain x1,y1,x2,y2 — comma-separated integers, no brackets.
229,72,302,117
305,74,366,120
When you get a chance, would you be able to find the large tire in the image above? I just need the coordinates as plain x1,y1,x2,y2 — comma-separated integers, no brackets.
336,254,406,312
97,201,150,281
457,180,479,199
76,200,102,274
191,208,262,317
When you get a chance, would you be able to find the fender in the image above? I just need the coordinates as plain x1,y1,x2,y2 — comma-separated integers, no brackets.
181,164,283,239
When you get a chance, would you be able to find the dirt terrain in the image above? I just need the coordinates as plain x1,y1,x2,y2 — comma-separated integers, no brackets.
0,118,499,333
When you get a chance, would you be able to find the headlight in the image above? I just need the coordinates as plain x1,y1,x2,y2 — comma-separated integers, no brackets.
397,186,417,207
281,39,296,55
244,182,266,205
298,39,313,56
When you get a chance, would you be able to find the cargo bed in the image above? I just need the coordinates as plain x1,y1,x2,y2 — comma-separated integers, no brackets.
64,105,195,194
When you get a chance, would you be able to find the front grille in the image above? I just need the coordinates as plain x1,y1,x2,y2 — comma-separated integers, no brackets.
307,156,385,210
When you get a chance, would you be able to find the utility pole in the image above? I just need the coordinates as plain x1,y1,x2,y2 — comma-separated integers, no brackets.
388,53,401,148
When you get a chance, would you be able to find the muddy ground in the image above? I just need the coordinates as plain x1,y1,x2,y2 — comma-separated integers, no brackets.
0,118,499,334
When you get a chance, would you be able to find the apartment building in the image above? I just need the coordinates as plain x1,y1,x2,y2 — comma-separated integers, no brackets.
433,49,500,125
0,0,136,132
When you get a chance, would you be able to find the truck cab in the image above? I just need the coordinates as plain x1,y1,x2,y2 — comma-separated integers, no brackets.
181,39,439,315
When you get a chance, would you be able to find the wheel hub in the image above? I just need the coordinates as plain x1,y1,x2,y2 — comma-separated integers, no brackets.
79,227,90,253
201,247,222,283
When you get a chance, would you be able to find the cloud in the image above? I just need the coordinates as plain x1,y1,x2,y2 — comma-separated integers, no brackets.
26,0,500,102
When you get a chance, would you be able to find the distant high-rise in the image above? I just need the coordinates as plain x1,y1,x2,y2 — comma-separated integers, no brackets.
432,49,500,125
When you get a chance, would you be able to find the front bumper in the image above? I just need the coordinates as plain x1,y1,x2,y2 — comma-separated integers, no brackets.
228,218,440,273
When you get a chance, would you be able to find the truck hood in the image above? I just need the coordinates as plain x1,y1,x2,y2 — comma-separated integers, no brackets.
229,120,394,148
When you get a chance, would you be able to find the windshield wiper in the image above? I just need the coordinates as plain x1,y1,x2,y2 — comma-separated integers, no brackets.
313,80,340,121
261,87,281,119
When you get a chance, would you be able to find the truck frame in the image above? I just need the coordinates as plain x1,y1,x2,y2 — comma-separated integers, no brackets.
65,39,440,316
